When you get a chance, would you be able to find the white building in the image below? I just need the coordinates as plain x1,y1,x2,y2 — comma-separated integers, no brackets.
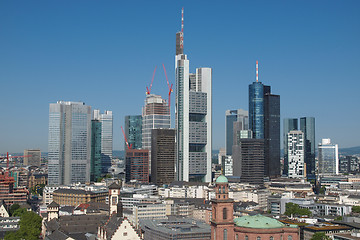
288,130,305,178
175,45,212,182
318,138,339,175
48,101,91,185
125,202,166,228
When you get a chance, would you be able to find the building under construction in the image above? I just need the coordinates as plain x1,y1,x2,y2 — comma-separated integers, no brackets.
0,172,28,205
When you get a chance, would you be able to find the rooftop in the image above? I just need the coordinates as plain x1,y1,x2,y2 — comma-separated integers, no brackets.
234,214,298,229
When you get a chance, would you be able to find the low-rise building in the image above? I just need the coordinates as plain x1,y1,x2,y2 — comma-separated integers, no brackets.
303,223,352,240
52,188,108,206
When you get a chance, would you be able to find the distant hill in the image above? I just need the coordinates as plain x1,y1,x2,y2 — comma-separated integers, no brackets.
339,146,360,156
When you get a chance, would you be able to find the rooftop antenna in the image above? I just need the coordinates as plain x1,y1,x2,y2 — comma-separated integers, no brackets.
256,60,259,82
180,8,184,50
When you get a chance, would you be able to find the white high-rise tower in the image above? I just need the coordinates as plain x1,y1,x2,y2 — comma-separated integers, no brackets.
175,8,212,182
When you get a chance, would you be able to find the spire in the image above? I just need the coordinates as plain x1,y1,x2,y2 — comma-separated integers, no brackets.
256,60,259,82
180,8,184,50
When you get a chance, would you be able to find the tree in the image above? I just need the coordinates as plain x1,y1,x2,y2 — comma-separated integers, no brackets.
352,206,360,213
4,210,42,240
9,204,20,216
284,202,312,217
12,208,27,217
319,186,326,195
310,232,331,240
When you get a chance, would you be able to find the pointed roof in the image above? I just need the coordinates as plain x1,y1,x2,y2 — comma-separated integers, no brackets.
108,182,121,189
48,201,60,208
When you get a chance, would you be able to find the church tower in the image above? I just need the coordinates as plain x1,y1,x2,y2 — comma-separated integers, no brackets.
108,182,121,215
211,175,234,240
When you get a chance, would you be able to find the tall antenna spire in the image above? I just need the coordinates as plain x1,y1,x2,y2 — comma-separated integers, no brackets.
181,7,184,32
256,60,259,82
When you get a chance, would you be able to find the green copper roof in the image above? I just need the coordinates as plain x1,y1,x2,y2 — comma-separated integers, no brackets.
215,175,228,183
234,215,297,229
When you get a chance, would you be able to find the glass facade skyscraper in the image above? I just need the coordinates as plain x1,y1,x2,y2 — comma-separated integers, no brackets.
90,120,102,182
300,117,315,176
125,115,142,150
249,82,264,139
48,101,91,185
225,109,248,156
318,138,339,175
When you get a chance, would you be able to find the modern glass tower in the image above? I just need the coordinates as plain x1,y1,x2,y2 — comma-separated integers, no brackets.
94,110,113,174
287,130,305,178
225,109,248,156
249,82,264,139
125,115,143,150
283,118,298,175
175,12,212,182
318,138,339,175
48,101,91,185
300,117,315,176
90,119,102,182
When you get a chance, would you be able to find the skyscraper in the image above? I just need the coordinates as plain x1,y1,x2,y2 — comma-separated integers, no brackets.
151,129,175,185
287,130,305,178
300,117,315,176
283,118,298,176
90,119,102,182
125,149,149,183
225,109,248,156
125,115,142,150
318,138,339,175
142,94,170,174
94,110,113,174
48,101,91,185
24,149,41,167
248,61,280,178
175,9,212,182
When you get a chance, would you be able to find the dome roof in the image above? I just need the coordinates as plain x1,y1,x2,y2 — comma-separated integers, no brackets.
234,214,296,229
215,175,228,183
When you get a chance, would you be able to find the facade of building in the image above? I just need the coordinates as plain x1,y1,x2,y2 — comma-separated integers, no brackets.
222,155,233,177
288,130,305,178
175,20,212,183
52,188,108,207
125,115,143,150
94,110,113,174
249,81,265,139
0,174,28,205
233,138,265,185
283,118,298,175
318,138,339,175
48,101,92,185
151,129,175,185
125,149,149,183
300,117,316,176
90,119,102,182
23,149,41,167
225,109,248,156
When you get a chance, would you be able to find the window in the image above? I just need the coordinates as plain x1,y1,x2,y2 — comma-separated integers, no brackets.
257,237,261,240
123,232,127,236
288,236,292,240
245,236,249,240
224,229,227,240
223,208,227,220
270,237,274,240
236,234,239,240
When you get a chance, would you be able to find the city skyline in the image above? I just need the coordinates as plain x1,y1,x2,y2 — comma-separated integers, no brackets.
1,1,360,153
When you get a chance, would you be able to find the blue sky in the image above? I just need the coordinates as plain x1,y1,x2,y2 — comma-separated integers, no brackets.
1,1,359,153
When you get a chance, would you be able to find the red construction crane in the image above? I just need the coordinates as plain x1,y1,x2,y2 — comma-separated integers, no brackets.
146,66,157,95
162,63,173,111
0,152,31,177
121,126,132,150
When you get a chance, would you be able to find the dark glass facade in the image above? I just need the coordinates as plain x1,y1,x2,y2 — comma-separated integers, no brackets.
264,93,280,178
300,117,315,176
125,149,149,183
125,115,142,150
283,118,298,175
226,113,237,156
90,120,102,182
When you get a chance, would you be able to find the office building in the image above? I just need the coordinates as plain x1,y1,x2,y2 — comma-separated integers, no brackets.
287,130,305,178
225,109,248,156
222,155,233,177
23,149,41,167
125,149,149,183
339,156,360,173
90,119,102,182
48,101,91,185
94,110,113,174
249,62,280,178
175,14,212,182
283,118,298,175
125,115,142,150
318,138,339,175
300,117,315,176
151,129,175,186
142,94,170,174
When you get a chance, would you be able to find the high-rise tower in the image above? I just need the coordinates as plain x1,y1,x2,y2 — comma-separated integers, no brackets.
283,118,298,175
225,109,248,156
48,101,91,185
125,115,142,150
175,8,212,182
300,117,315,176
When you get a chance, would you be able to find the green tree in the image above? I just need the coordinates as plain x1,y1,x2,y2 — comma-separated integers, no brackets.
4,210,42,240
310,232,331,240
353,206,360,213
9,204,20,216
284,202,311,217
319,186,326,195
12,208,27,217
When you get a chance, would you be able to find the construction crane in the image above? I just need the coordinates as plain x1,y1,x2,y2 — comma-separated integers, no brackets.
0,152,31,177
162,63,173,111
146,66,157,95
121,126,132,150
